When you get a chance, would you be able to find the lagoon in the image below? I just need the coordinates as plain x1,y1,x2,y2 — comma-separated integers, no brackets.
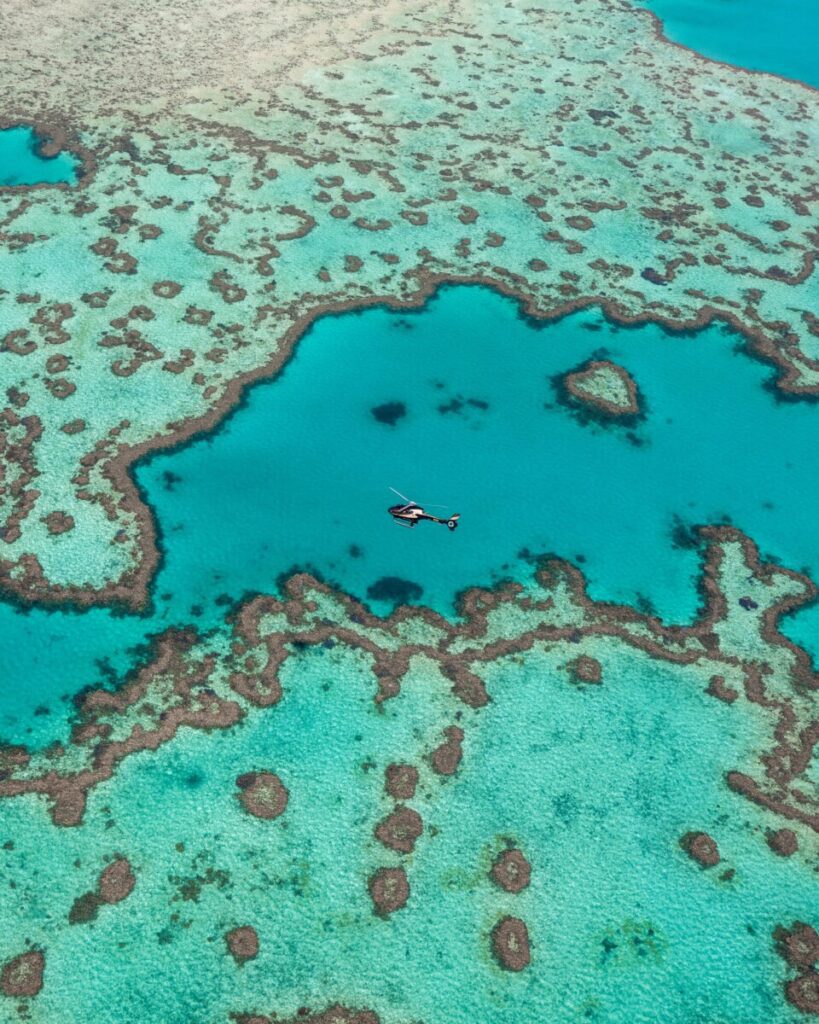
2,285,819,744
641,0,819,88
0,125,79,187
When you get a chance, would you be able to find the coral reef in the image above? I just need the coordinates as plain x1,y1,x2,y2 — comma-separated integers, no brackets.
225,926,260,964
1,0,817,609
368,868,410,917
680,831,721,867
491,917,531,972
490,849,532,894
774,923,819,1015
236,772,289,821
560,360,641,419
0,950,44,998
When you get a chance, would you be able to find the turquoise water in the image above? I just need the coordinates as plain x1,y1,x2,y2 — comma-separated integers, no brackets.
2,286,818,1022
1,9,817,1022
1,631,814,1022
3,284,819,746
138,286,819,624
640,0,819,88
0,125,80,187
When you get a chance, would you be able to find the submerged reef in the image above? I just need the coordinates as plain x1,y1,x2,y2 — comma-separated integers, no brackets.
767,827,799,857
1,0,818,1020
566,653,604,684
68,855,135,924
371,401,406,426
235,771,289,820
0,950,44,999
774,923,819,1015
0,526,816,1018
560,359,641,419
679,830,721,868
490,848,532,894
225,926,260,965
0,527,815,836
366,578,424,607
491,917,532,972
0,0,818,608
368,867,410,917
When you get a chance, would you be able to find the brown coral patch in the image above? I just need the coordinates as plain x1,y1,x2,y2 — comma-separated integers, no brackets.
567,655,602,684
209,270,246,304
680,831,720,867
69,891,101,924
767,828,798,857
45,377,76,399
45,354,69,374
374,806,423,853
430,726,464,776
384,763,418,800
60,419,86,435
561,359,640,419
773,923,819,1014
99,856,136,904
1,950,44,998
43,511,75,535
490,848,531,893
69,855,135,923
566,215,594,231
774,923,819,971
225,925,260,963
491,916,531,971
785,973,819,1015
368,867,409,917
152,280,182,299
236,771,288,820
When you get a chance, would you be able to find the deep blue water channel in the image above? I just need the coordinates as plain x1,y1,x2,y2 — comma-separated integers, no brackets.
2,286,818,744
0,125,79,187
640,0,819,88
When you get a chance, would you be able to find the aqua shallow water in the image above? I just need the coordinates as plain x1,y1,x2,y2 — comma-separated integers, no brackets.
0,125,79,187
1,291,818,1023
3,284,819,745
137,285,819,625
640,0,819,88
1,636,815,1023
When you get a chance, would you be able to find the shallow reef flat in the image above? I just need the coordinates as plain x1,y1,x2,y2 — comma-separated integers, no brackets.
559,358,642,419
0,0,818,604
1,0,819,1021
0,528,817,1021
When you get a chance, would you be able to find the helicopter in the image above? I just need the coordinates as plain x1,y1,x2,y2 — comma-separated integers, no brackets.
388,487,460,530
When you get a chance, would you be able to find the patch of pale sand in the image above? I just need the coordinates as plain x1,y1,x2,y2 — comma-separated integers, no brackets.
0,0,430,120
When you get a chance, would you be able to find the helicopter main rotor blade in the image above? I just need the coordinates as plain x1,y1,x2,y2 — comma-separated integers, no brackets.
389,487,448,509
